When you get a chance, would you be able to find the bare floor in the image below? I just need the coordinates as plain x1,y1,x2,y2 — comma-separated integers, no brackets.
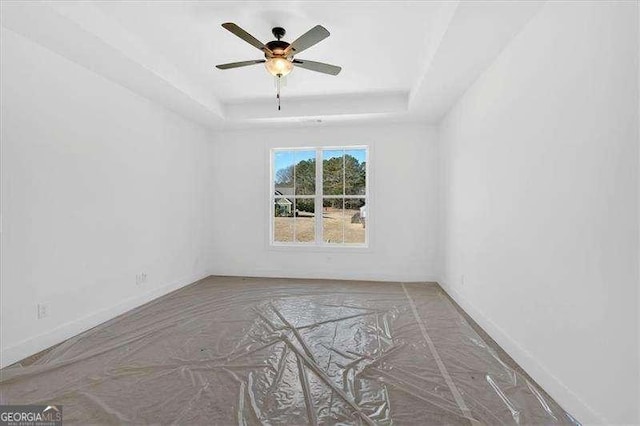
0,277,576,424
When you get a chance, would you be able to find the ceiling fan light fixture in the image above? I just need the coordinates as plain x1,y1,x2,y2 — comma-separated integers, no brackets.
217,24,340,110
265,57,293,77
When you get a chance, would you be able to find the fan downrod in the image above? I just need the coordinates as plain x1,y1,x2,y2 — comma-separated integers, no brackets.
272,27,286,40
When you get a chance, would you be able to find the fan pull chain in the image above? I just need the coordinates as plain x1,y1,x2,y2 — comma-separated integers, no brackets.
276,75,281,110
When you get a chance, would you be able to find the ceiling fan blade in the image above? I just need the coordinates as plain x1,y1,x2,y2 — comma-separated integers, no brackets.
285,25,330,56
293,59,341,76
216,60,265,70
221,23,271,53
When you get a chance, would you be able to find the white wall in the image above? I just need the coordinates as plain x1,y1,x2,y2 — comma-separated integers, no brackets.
0,28,214,368
438,2,639,424
210,123,438,282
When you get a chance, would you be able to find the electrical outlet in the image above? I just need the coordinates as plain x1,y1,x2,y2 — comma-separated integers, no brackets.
37,302,50,319
136,272,148,285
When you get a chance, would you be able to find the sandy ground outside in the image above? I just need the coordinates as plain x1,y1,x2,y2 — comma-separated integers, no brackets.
274,208,365,243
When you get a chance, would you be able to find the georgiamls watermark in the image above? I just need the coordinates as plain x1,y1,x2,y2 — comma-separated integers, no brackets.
0,405,62,426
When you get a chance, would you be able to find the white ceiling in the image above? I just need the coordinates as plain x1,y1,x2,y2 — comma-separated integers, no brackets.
0,1,545,129
94,1,445,102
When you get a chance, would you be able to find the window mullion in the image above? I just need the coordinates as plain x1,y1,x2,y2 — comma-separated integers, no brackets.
315,148,322,245
342,150,345,244
293,158,297,243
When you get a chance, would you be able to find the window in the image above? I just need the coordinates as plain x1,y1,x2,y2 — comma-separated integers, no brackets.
271,146,368,246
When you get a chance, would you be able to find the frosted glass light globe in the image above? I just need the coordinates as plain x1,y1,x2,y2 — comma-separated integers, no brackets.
265,57,293,77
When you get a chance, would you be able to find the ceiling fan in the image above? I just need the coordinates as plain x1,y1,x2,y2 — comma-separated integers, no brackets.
215,23,342,110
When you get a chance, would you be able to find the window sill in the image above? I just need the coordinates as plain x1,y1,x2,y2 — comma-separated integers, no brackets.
268,243,372,254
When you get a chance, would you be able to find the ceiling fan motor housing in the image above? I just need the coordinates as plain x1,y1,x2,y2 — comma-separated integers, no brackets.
267,28,290,57
265,40,291,58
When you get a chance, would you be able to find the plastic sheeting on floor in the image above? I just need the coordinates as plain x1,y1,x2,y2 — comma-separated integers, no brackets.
0,277,578,425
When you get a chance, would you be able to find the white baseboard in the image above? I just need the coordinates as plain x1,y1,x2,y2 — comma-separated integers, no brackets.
1,270,210,369
210,267,437,283
437,278,607,426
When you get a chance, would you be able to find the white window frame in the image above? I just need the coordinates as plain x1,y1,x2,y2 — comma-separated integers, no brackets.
270,145,369,248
